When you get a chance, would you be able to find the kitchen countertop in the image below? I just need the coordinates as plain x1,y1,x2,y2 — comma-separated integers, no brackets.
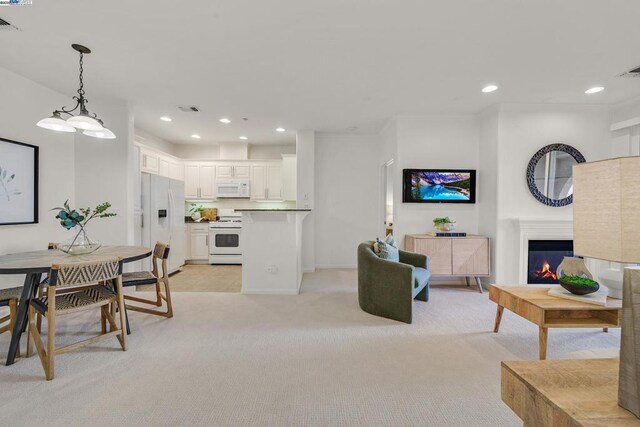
234,209,312,212
185,217,211,223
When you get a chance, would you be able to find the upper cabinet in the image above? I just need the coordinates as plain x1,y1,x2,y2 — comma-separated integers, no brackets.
216,164,251,180
138,144,296,202
281,154,297,201
251,162,283,201
184,164,215,199
139,146,183,181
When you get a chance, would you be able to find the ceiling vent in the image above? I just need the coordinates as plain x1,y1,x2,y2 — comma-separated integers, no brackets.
618,66,640,78
0,18,20,31
178,105,200,112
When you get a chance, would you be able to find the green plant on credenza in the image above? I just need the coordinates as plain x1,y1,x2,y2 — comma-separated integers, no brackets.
433,216,456,232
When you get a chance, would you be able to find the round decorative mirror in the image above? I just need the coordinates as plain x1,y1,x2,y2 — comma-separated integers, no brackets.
526,144,586,207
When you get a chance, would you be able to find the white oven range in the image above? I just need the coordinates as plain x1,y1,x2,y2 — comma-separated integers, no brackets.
209,210,242,264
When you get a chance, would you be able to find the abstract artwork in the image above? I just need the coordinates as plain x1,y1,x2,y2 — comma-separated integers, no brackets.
0,137,38,225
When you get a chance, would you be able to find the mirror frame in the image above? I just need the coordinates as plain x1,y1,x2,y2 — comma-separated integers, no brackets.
526,143,586,207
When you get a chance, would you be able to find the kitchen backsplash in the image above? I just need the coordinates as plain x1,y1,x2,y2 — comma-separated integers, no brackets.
185,199,297,215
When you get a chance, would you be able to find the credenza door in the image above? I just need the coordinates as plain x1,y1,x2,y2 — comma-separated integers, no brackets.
414,238,452,275
452,238,490,276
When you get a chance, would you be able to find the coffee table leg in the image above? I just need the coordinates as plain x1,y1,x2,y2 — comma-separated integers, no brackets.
494,305,504,333
539,327,548,360
6,273,39,366
603,328,608,333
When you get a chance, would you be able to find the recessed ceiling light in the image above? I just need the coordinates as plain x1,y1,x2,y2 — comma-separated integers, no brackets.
276,127,286,132
219,118,231,124
191,134,201,139
239,136,248,140
585,86,604,94
160,116,172,122
482,85,499,93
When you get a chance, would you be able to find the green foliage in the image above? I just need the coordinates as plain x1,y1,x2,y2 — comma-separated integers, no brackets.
189,203,204,213
52,200,116,230
446,178,471,190
433,217,455,225
560,275,599,287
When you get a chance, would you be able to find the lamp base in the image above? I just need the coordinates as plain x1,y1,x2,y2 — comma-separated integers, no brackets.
619,267,640,417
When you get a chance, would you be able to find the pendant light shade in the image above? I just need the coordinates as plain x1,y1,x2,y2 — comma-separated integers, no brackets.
83,127,116,139
36,44,116,139
66,114,103,131
36,113,77,133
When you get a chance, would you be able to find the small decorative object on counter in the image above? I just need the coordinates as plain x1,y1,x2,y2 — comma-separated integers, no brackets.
556,256,593,280
189,203,203,221
559,275,600,295
433,216,456,232
52,200,116,255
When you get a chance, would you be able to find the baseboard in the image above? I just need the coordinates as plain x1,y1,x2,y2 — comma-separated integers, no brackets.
303,268,316,273
314,264,357,269
241,289,300,295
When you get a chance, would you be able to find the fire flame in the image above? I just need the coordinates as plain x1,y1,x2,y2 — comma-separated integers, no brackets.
535,261,557,280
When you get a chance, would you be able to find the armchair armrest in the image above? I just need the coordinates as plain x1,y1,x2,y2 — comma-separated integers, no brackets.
399,250,429,270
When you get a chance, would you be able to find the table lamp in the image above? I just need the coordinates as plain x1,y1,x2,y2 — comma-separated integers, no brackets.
573,156,640,417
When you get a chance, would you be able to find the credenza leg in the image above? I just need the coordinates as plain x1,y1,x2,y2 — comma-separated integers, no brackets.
539,327,548,360
494,305,504,333
603,328,608,333
474,276,483,293
465,277,470,287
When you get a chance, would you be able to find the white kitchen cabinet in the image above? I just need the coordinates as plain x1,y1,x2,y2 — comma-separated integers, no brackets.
250,164,267,199
216,163,251,179
186,223,209,262
140,150,159,174
169,162,184,181
184,164,215,199
159,158,170,177
251,162,283,200
281,154,297,201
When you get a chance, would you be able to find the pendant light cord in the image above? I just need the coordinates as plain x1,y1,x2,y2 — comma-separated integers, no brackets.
77,52,85,99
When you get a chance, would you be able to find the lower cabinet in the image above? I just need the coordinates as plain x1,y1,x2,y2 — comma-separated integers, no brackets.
405,234,490,292
186,223,209,262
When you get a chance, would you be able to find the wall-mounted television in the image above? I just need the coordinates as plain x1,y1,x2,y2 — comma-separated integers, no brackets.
403,169,476,204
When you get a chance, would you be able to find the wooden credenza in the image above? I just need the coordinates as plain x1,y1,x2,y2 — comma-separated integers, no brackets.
405,234,490,293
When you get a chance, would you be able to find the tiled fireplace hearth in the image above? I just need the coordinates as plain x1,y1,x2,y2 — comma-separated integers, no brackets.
515,219,596,285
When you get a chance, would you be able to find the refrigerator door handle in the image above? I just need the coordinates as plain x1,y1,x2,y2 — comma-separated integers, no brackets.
168,188,174,242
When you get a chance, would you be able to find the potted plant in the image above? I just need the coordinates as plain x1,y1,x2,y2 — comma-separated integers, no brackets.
433,216,456,232
189,203,204,221
559,275,600,295
53,200,117,255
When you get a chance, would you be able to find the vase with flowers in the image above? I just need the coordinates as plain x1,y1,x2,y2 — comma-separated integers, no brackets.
53,200,117,255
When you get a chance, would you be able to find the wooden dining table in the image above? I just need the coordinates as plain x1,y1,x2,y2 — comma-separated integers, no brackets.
0,245,152,366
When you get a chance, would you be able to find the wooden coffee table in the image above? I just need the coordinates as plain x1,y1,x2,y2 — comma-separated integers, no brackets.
489,284,622,360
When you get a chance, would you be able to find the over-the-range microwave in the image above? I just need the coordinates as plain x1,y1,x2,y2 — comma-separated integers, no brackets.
215,179,250,198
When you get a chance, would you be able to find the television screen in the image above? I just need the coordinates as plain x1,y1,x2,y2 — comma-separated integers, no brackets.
403,169,476,203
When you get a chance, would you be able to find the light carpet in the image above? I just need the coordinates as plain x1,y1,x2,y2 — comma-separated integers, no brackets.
0,270,621,426
138,264,242,293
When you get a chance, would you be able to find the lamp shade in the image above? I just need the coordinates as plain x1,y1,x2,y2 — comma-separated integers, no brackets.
83,127,116,139
36,114,77,133
66,114,103,131
573,156,640,263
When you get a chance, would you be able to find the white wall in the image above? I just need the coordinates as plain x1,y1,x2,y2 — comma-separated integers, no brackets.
393,115,480,249
74,99,135,246
173,143,296,161
493,104,611,283
135,128,176,156
249,144,296,160
315,134,379,268
0,67,76,286
296,130,315,272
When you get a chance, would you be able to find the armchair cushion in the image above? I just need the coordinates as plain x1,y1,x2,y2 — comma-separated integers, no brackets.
414,267,431,288
374,237,399,262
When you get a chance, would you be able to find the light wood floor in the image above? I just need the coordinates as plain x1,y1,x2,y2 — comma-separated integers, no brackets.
138,264,241,293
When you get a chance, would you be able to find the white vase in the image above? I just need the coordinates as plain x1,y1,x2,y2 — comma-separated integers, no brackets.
556,256,592,280
599,269,624,299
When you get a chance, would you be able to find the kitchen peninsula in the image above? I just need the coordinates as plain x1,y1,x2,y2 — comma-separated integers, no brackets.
237,209,311,295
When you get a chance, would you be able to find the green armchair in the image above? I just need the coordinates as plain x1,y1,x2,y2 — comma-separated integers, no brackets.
357,241,431,324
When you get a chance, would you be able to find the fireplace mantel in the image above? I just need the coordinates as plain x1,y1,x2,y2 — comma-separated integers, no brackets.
513,219,574,284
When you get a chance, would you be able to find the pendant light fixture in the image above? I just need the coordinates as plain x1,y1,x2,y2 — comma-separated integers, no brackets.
37,44,116,139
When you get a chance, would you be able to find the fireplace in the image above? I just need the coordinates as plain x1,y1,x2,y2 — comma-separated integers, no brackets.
527,240,574,284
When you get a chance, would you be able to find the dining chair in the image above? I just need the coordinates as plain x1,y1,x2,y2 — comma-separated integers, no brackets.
26,257,127,380
0,286,22,356
122,241,173,318
36,242,59,334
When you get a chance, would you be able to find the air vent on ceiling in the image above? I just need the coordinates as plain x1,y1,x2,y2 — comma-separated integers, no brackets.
178,106,200,112
0,18,20,31
618,66,640,78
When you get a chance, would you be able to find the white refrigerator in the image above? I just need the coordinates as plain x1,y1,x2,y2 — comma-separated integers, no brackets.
140,173,186,273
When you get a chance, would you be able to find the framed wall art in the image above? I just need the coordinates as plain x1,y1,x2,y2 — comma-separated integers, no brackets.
0,137,39,225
